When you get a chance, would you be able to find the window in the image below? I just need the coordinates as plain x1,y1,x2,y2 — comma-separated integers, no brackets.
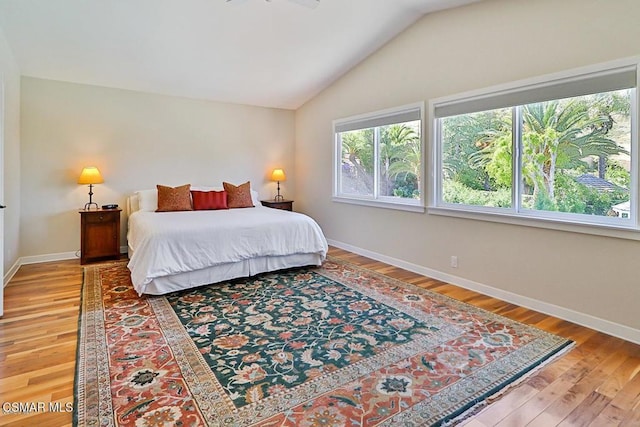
334,103,424,211
432,59,638,230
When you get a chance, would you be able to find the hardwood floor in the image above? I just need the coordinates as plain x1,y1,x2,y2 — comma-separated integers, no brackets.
0,247,639,426
0,260,81,427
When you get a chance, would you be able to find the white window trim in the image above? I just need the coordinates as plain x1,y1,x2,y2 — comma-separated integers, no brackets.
333,102,426,212
429,57,640,239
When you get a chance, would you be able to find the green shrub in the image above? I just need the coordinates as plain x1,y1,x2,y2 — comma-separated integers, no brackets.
443,180,512,207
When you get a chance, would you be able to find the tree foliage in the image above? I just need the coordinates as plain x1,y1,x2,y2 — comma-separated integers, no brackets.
340,122,421,199
441,90,631,216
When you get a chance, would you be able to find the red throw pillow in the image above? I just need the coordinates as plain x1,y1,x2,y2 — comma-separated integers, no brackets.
191,190,229,210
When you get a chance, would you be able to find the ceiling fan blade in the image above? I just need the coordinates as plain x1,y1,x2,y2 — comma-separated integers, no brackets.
287,0,319,9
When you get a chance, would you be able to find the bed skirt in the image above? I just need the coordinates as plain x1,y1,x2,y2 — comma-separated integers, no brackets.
128,247,324,295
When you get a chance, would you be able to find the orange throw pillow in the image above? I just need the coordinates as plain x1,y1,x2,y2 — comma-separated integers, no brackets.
156,184,193,212
223,181,255,208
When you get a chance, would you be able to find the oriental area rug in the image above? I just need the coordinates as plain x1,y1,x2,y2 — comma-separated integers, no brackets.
75,258,573,426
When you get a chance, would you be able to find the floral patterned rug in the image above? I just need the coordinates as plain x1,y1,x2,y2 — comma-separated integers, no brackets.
75,258,572,426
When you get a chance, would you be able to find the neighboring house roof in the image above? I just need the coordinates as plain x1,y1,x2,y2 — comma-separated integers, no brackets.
575,174,624,192
612,200,630,212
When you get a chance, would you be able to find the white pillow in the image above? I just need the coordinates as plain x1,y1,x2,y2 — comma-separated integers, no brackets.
128,195,140,213
136,189,158,212
250,190,261,207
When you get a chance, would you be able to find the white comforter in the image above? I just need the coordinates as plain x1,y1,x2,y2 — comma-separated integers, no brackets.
127,206,328,294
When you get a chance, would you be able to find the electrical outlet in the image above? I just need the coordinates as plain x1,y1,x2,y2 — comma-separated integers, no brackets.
450,256,458,268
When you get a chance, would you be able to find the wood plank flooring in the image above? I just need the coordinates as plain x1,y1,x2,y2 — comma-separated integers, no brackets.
0,247,639,426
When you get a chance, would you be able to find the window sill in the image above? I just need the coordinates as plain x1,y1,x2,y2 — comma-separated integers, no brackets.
428,205,640,241
333,196,426,213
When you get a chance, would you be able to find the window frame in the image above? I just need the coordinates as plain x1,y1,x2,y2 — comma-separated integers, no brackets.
429,58,640,235
333,102,425,212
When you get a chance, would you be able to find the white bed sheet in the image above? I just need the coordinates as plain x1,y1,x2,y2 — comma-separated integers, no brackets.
127,206,328,295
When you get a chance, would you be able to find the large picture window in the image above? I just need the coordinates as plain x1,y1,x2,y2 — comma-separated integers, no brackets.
334,103,424,211
431,60,638,230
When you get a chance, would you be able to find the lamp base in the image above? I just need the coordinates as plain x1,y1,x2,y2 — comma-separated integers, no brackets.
83,183,99,210
274,180,284,202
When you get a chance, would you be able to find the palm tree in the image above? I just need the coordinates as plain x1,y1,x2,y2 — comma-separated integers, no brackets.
521,99,626,203
467,95,627,208
443,110,511,191
383,124,421,198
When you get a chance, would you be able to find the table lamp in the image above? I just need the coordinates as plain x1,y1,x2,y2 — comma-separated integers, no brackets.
271,168,286,201
78,166,104,210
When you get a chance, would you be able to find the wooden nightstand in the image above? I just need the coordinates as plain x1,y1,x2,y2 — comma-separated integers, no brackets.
261,200,294,211
79,208,122,264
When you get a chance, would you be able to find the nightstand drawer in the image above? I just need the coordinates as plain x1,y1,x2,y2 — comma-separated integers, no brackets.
84,211,119,223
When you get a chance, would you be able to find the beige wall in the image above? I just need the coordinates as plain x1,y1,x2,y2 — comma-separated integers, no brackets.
295,0,640,330
0,26,20,279
20,77,295,258
12,0,640,334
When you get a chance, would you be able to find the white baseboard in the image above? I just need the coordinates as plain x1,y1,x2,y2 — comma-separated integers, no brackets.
3,251,79,290
4,246,129,285
20,250,80,265
3,258,21,287
327,239,640,345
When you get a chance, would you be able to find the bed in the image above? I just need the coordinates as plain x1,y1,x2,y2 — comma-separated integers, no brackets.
126,190,328,295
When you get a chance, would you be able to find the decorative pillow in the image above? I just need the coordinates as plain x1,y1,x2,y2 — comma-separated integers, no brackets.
191,186,260,207
136,189,158,212
156,184,193,212
191,190,228,210
223,181,255,208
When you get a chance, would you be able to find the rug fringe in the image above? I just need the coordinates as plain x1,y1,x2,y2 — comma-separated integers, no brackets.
444,340,576,426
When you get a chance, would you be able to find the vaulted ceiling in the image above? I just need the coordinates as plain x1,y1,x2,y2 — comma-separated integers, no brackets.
0,0,479,109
